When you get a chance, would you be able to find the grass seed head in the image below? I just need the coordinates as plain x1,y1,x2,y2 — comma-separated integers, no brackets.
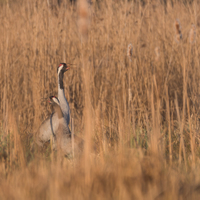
127,43,133,57
174,19,182,43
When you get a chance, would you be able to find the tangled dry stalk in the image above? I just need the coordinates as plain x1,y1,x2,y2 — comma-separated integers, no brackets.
0,0,200,199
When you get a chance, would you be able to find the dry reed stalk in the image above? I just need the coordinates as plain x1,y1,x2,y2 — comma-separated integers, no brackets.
128,88,133,108
81,49,93,185
155,47,160,62
156,98,162,154
94,102,103,154
127,43,132,145
151,73,163,154
3,35,9,138
31,66,41,132
150,83,158,154
189,24,196,44
171,101,174,134
174,92,187,170
83,94,92,184
122,71,128,144
78,0,90,42
165,86,172,165
181,49,188,169
8,106,26,169
174,19,182,43
117,102,124,152
71,117,74,158
187,97,195,168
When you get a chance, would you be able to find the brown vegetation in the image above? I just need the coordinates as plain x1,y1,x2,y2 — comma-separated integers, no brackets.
0,0,200,199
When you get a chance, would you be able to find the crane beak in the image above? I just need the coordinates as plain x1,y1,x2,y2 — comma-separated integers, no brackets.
66,63,76,70
66,66,70,71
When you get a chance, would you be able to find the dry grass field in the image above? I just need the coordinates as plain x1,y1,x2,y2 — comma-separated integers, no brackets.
0,0,200,199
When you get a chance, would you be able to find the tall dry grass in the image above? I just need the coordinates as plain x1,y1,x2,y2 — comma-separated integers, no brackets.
0,0,200,199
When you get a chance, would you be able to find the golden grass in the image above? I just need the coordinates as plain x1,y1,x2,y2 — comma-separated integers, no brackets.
189,24,196,44
0,0,200,199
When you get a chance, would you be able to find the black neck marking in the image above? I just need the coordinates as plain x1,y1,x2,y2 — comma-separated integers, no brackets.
59,71,64,89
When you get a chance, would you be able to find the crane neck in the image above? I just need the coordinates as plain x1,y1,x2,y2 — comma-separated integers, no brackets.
53,103,63,119
58,72,64,90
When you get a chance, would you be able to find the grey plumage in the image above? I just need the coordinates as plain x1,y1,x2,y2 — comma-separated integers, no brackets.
57,63,70,125
48,96,83,157
36,63,70,146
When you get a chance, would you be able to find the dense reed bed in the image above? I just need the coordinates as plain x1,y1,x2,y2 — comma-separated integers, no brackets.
0,0,200,199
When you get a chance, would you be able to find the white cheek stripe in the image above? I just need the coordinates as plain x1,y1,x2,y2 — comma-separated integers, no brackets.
53,97,60,105
57,65,63,75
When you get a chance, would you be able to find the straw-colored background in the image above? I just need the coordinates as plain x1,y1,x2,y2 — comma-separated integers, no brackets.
0,0,200,199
